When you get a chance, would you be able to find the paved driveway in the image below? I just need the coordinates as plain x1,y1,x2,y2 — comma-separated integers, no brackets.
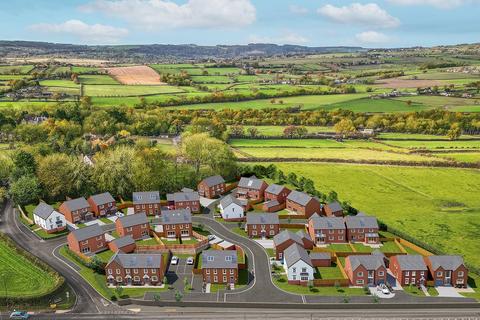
436,286,464,298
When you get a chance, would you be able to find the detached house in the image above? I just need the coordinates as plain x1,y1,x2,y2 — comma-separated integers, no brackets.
167,190,200,213
263,184,291,212
201,250,238,284
323,201,344,217
115,212,150,240
219,195,247,221
132,191,161,216
87,192,116,217
424,255,468,287
246,212,280,238
33,202,66,234
67,224,107,255
198,175,226,199
273,229,314,261
286,190,321,218
157,209,192,238
59,197,92,223
283,243,314,285
344,255,387,286
390,255,427,286
307,214,346,245
236,176,268,200
106,252,165,286
345,215,379,244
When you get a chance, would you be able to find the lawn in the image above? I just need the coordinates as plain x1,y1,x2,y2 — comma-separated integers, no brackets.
376,132,479,140
316,265,344,279
78,75,119,85
273,274,365,296
432,152,480,163
379,241,403,253
265,248,275,258
231,227,248,238
229,139,344,148
95,249,115,264
0,64,34,74
137,238,159,245
327,243,353,252
83,84,185,97
351,243,373,253
382,140,480,150
99,217,113,224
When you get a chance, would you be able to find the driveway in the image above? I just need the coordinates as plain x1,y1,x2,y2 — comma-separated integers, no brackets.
436,286,464,298
200,197,218,208
254,239,274,248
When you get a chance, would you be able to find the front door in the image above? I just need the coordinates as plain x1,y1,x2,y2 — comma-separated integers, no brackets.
444,270,452,286
368,270,375,285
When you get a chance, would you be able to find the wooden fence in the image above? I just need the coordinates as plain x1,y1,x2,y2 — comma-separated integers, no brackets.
397,238,433,256
278,214,307,220
279,223,306,229
313,279,349,287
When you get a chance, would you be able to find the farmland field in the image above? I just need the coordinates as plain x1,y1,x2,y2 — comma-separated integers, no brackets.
382,140,480,150
230,125,334,136
83,84,185,97
78,75,118,85
106,66,163,85
0,64,34,74
432,152,480,163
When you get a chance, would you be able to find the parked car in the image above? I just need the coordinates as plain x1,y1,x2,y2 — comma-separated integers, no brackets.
207,235,215,241
9,311,30,319
186,257,194,265
379,284,390,295
171,256,179,265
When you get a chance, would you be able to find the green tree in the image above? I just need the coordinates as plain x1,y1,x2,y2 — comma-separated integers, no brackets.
10,150,37,181
334,119,356,138
447,124,461,140
9,175,42,206
37,153,79,200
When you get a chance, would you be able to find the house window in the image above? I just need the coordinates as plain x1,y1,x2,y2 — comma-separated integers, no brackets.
405,271,409,276
214,276,218,282
134,269,138,274
412,271,416,276
213,269,217,274
134,276,140,282
269,230,275,235
108,269,112,275
252,225,257,229
420,271,424,276
339,236,344,240
223,276,227,282
437,271,443,277
378,271,384,276
357,272,363,277
292,267,296,273
116,269,121,274
127,227,133,232
357,279,364,285
144,269,148,274
292,275,296,280
302,267,307,273
339,230,344,234
116,276,122,282
230,269,234,274
151,276,158,282
405,278,409,284
223,269,226,274
126,269,130,274
206,269,210,274
301,275,308,281
351,229,355,233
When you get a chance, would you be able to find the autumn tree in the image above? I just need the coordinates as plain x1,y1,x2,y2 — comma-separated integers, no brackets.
334,119,356,138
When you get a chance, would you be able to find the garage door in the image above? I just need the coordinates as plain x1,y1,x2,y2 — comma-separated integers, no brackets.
435,280,443,286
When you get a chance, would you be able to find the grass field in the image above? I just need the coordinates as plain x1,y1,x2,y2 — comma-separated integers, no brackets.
382,140,480,150
78,75,119,85
327,97,428,113
376,133,479,140
39,79,80,88
83,84,185,97
432,152,480,163
0,64,34,74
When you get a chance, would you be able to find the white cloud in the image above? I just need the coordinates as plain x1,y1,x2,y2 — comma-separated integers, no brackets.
248,31,309,45
289,4,309,15
80,0,256,30
355,31,390,44
28,20,129,43
317,3,400,28
387,0,472,9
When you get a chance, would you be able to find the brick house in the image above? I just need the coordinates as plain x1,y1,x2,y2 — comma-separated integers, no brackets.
132,191,161,216
424,255,468,287
283,243,314,285
307,213,346,245
87,192,116,217
273,230,303,261
59,197,92,224
310,252,332,267
67,224,107,255
198,175,226,199
323,201,344,217
201,250,238,285
295,230,314,249
157,209,192,238
245,212,280,238
33,202,67,234
236,176,268,200
108,235,136,254
286,190,321,218
106,252,165,286
345,214,379,244
264,184,291,203
167,190,200,213
115,212,150,240
390,255,427,286
344,255,387,286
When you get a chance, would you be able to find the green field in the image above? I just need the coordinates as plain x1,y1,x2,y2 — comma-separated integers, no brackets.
433,152,480,163
327,97,428,113
376,132,479,140
230,139,344,148
78,75,119,85
382,140,480,150
0,65,34,75
39,80,80,88
83,84,185,97
71,66,101,74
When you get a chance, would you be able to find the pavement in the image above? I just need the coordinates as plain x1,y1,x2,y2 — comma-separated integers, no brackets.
254,239,274,248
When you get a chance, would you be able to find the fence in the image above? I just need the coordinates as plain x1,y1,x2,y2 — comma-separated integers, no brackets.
279,223,306,229
313,279,349,287
278,214,307,220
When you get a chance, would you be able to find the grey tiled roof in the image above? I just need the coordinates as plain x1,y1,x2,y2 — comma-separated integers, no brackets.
33,202,56,219
132,191,160,205
108,252,162,268
246,212,279,225
284,243,312,267
427,255,465,271
110,235,135,249
238,176,265,190
62,197,89,212
72,224,104,241
265,184,287,195
394,255,427,270
160,209,192,224
326,201,343,212
118,213,148,228
347,255,385,270
171,191,199,202
273,230,303,247
219,194,246,208
201,250,238,269
345,215,379,229
296,229,312,241
371,249,386,258
263,200,280,208
310,252,331,260
90,192,115,205
287,190,313,206
309,214,345,229
201,175,225,187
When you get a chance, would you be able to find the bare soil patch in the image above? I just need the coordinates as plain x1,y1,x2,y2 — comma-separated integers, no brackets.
106,66,164,85
375,78,443,88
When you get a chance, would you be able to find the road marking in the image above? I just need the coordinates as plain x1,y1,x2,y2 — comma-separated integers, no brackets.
301,295,306,303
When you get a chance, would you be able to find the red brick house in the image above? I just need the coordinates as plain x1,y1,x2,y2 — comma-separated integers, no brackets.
87,192,116,217
310,252,332,267
245,212,280,238
286,190,321,218
106,252,165,286
167,190,200,213
201,250,238,285
236,176,268,200
390,255,427,286
198,175,226,199
424,255,468,287
323,201,344,217
132,191,161,216
344,255,387,286
108,235,136,254
307,213,346,245
59,197,92,223
115,212,150,240
345,214,379,244
264,184,291,203
67,224,107,255
157,209,192,238
273,229,313,260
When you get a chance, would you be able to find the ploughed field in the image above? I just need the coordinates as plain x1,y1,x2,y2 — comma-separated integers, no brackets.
106,65,164,85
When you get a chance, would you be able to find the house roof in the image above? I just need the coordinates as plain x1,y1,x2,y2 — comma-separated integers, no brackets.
371,249,386,259
170,191,199,202
265,184,287,195
310,252,331,260
118,213,148,228
295,229,312,241
201,250,238,269
287,190,313,206
219,194,245,208
246,212,279,225
263,200,280,208
309,213,345,229
132,191,160,205
238,176,265,190
62,197,89,212
347,255,385,270
108,252,162,268
345,215,378,229
201,175,225,187
394,255,427,270
160,209,192,224
427,255,465,271
110,235,135,249
284,243,312,267
326,201,343,212
273,230,303,247
72,224,104,241
33,202,56,219
90,192,115,205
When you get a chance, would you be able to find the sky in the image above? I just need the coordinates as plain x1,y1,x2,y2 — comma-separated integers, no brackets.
0,0,478,48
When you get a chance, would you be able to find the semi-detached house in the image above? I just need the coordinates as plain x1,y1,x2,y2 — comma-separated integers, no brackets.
115,212,150,240
59,197,92,223
201,250,238,285
132,191,161,216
